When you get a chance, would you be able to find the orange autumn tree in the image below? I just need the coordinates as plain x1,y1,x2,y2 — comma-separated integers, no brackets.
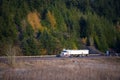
27,11,43,32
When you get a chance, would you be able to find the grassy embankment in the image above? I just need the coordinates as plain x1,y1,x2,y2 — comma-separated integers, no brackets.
0,57,120,80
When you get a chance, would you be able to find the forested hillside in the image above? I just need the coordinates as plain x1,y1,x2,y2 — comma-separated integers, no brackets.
0,0,120,56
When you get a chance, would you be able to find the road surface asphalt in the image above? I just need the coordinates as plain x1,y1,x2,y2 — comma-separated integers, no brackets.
0,54,110,63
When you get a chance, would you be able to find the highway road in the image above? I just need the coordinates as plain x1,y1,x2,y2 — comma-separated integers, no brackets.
0,54,108,63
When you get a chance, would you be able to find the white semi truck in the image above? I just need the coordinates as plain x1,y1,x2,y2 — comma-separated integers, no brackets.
60,49,89,57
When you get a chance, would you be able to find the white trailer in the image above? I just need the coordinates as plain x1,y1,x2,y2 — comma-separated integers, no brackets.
60,49,89,57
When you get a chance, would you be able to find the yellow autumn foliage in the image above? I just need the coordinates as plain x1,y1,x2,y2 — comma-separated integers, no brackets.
40,49,47,55
27,11,43,31
81,37,87,45
72,43,78,49
47,11,56,27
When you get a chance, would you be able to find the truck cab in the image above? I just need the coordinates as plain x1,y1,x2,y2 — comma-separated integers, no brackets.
60,50,70,57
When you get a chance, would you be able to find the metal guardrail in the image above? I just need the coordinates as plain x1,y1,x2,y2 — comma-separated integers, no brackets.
0,55,56,58
89,54,101,56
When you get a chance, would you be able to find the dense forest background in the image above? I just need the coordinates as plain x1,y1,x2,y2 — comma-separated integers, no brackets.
0,0,120,56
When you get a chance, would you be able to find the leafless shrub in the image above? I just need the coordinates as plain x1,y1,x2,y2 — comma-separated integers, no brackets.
5,45,17,67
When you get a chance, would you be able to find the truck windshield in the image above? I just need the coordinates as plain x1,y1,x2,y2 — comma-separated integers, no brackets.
62,51,67,52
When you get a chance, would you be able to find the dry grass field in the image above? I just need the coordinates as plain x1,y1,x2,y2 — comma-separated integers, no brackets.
0,57,120,80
